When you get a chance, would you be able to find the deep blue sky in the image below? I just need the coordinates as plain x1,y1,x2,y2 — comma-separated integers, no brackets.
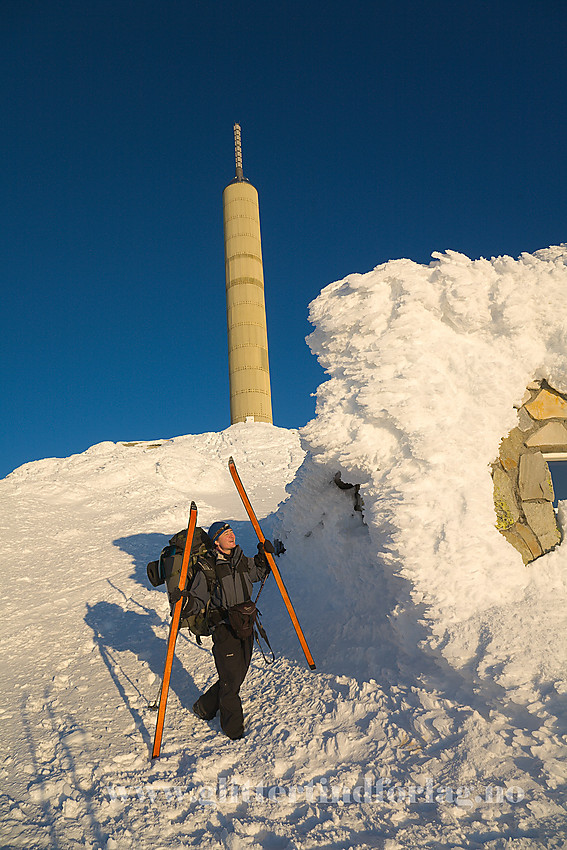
1,0,566,479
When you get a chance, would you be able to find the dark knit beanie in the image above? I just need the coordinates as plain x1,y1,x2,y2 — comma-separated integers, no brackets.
208,521,232,544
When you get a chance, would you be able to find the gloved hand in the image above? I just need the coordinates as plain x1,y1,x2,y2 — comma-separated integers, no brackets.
258,539,275,555
170,586,189,604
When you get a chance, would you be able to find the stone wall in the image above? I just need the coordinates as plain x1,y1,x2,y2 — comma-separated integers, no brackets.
492,380,567,564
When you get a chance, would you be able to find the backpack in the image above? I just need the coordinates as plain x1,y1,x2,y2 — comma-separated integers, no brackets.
147,527,217,642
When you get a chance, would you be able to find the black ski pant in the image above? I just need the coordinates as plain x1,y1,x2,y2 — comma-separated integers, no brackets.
195,624,253,739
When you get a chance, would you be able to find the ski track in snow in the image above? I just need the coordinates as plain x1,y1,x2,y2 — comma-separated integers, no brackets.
2,247,567,849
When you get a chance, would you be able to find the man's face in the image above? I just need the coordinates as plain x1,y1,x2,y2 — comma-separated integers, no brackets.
215,528,236,553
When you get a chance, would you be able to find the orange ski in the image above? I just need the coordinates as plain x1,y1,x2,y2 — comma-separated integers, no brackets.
228,457,316,671
151,501,198,759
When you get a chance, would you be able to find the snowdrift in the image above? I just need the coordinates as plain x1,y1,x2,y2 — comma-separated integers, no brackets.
275,245,567,706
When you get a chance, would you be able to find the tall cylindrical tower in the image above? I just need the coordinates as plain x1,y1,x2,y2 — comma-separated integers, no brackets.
222,124,273,424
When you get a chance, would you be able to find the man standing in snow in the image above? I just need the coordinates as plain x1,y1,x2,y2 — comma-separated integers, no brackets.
170,521,273,740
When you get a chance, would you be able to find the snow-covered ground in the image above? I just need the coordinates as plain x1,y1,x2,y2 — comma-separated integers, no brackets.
1,246,567,849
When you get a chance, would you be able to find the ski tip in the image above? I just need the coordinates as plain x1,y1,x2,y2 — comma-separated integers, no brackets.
228,456,234,466
309,663,317,671
190,500,197,511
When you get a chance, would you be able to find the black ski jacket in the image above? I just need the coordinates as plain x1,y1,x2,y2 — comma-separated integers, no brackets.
181,544,269,623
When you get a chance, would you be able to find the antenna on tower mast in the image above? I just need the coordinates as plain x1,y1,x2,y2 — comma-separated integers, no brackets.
233,123,244,181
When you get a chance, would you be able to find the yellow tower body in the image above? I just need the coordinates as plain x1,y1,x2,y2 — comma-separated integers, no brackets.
223,125,273,424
